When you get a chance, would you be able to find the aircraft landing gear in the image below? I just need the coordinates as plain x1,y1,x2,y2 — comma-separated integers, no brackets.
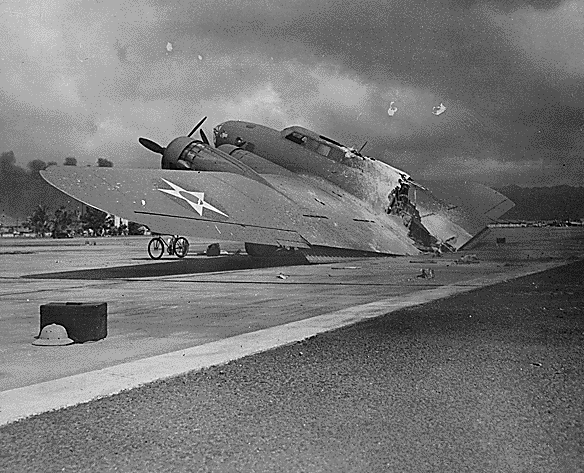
245,243,277,257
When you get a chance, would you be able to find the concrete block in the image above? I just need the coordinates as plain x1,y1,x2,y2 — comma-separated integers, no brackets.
40,302,107,343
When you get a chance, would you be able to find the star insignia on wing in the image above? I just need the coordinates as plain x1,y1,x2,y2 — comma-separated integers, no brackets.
158,178,229,218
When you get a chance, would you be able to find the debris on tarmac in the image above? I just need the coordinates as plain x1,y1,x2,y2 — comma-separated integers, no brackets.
206,243,221,256
417,268,435,279
457,254,480,264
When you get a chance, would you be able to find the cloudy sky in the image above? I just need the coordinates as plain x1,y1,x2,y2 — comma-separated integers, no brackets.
1,0,584,186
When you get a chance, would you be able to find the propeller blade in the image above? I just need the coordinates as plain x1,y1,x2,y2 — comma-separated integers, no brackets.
187,116,207,138
139,138,165,155
200,129,210,145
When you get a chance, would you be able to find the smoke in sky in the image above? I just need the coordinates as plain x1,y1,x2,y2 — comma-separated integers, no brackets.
0,152,78,221
1,0,583,186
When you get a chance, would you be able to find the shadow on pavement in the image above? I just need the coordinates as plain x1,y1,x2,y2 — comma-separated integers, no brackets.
22,254,310,280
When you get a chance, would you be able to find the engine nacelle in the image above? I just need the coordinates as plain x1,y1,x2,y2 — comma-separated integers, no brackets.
175,140,248,173
160,138,273,188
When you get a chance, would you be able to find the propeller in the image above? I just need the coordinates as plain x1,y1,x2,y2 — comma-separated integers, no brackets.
138,116,210,169
200,129,210,145
138,137,165,155
187,116,207,138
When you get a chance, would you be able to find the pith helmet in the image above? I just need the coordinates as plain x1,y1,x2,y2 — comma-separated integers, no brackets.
33,324,74,346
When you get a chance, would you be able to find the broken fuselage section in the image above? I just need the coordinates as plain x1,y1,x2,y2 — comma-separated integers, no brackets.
213,122,455,252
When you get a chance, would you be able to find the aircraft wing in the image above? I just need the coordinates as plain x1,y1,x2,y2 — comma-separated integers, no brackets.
41,167,311,248
41,167,419,254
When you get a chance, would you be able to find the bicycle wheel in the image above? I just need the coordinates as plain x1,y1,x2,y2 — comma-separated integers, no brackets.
173,237,189,258
147,237,165,259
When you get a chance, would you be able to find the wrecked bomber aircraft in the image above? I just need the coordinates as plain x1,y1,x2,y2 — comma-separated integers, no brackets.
41,118,514,257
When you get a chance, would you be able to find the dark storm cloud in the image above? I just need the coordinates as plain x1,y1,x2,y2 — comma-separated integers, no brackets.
164,1,584,162
1,0,583,185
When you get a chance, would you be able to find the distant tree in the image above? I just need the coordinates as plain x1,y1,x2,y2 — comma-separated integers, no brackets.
27,205,51,236
27,159,48,179
47,161,58,167
0,150,17,171
63,157,77,166
51,206,75,238
80,206,113,235
97,158,113,167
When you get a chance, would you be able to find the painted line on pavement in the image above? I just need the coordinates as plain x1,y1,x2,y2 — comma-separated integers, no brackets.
0,261,564,427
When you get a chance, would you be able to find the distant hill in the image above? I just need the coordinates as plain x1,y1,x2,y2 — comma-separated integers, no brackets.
496,185,584,222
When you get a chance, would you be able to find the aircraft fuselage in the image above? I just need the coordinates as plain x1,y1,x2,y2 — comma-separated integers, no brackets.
210,120,513,250
213,121,408,216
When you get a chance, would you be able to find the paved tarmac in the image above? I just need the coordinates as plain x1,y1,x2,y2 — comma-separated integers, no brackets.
0,251,582,472
0,234,549,394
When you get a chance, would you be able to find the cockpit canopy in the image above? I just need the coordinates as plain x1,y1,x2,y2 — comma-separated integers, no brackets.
280,125,410,180
281,126,343,160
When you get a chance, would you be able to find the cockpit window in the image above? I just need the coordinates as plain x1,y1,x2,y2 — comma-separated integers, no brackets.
316,144,331,157
285,132,305,145
286,132,332,157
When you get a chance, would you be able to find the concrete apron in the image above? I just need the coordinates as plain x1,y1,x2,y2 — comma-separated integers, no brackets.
0,260,567,427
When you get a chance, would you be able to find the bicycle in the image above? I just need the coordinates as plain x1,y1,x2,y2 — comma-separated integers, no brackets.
147,235,190,259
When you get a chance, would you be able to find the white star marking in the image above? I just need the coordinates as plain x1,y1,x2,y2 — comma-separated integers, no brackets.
158,178,229,218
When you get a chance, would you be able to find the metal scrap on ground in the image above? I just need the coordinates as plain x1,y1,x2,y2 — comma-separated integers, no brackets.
457,254,480,264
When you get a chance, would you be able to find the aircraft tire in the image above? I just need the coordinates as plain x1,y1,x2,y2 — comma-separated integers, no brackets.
244,242,279,257
173,237,190,258
148,237,165,259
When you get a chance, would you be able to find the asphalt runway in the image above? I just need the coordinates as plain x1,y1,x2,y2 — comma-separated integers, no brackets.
1,257,582,472
0,228,583,471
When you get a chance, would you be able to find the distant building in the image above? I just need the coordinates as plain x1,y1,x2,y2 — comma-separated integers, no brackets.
113,215,128,227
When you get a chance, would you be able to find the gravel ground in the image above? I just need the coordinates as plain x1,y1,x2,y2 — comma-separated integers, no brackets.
1,260,583,473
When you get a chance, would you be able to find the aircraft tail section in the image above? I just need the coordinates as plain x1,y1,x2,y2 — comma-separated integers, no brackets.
410,180,514,250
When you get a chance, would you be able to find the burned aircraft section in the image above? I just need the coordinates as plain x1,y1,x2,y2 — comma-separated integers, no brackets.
279,127,441,250
386,179,442,251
